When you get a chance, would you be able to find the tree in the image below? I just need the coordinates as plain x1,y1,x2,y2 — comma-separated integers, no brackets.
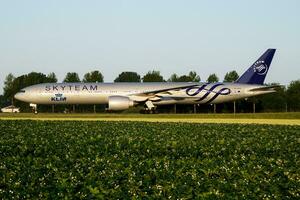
47,72,58,83
177,75,192,82
3,73,15,100
142,70,164,82
63,72,80,83
188,71,201,82
207,73,219,83
168,71,200,82
168,73,179,82
224,70,239,82
83,70,104,83
114,72,141,82
0,95,7,108
286,80,300,111
25,72,51,86
259,83,286,112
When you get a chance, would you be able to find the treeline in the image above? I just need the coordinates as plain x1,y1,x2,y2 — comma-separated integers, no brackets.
1,70,300,113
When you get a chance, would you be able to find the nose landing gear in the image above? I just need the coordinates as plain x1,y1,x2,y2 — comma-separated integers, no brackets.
29,103,38,114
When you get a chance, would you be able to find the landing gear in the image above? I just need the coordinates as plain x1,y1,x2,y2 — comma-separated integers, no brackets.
142,108,158,114
143,100,157,114
30,103,38,114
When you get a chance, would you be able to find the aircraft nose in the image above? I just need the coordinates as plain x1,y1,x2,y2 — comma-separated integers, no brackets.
14,92,26,101
14,92,22,100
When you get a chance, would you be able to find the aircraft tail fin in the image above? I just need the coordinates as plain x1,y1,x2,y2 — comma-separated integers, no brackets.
236,49,276,85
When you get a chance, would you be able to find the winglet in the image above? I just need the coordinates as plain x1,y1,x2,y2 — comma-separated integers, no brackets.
236,49,276,85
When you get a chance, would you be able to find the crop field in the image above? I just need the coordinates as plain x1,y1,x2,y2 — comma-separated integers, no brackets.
0,120,299,199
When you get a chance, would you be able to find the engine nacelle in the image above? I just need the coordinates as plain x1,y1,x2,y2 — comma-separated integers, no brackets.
108,96,134,111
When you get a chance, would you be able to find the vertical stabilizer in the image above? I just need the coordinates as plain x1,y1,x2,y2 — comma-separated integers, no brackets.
236,49,276,84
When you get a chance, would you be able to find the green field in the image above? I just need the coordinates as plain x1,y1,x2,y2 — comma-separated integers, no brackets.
1,112,300,119
0,120,299,199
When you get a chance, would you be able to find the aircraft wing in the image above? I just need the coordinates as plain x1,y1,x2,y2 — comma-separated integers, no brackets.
130,83,199,97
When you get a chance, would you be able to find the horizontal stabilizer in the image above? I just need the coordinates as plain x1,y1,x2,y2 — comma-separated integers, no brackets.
248,85,281,92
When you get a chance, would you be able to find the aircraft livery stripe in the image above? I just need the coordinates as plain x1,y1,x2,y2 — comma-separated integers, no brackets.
194,83,224,102
205,87,231,104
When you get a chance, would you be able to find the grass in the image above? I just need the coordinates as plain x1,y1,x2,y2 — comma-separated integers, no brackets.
1,112,300,125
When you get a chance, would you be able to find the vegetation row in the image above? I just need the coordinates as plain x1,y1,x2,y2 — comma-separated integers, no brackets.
0,120,299,199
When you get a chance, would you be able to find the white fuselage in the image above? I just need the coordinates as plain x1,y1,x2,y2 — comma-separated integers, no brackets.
13,49,278,110
14,82,274,107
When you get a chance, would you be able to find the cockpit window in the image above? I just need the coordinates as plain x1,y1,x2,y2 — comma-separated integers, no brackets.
19,90,25,93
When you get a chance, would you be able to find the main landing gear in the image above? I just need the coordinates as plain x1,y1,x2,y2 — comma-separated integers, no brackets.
142,108,158,114
142,100,157,114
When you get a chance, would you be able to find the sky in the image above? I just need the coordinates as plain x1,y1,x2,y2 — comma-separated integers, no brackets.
0,0,299,94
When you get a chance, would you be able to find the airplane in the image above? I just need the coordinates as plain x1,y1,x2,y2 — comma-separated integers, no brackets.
14,49,278,113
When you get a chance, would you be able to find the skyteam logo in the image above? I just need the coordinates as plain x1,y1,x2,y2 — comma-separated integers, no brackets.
253,60,268,75
51,93,67,102
186,83,231,104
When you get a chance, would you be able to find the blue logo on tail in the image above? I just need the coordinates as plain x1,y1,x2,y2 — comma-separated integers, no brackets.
253,61,268,75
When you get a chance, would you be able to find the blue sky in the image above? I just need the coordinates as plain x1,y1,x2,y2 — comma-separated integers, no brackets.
0,0,299,94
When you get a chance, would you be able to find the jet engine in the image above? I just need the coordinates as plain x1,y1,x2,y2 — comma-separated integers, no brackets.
108,96,134,111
